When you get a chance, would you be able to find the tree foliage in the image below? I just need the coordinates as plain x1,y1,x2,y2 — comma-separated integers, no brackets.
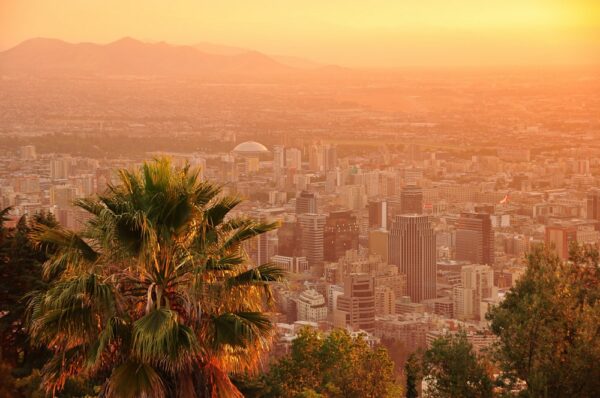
262,328,400,398
421,331,493,398
487,245,600,397
25,158,285,397
404,352,421,398
0,210,56,370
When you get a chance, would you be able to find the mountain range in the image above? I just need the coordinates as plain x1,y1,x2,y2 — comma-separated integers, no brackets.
0,37,337,78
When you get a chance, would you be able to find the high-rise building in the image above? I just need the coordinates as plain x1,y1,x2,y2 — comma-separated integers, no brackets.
308,143,337,172
297,213,327,271
388,215,436,302
285,147,302,170
277,220,302,257
50,185,78,208
339,185,366,210
375,286,396,316
19,145,36,161
455,212,495,265
324,144,337,171
297,289,328,322
545,225,577,260
368,229,389,263
248,210,276,266
587,189,600,229
273,145,285,177
308,144,324,171
453,264,495,321
296,191,318,215
50,157,71,180
323,210,359,261
368,199,387,229
400,185,423,214
271,255,308,274
334,274,375,333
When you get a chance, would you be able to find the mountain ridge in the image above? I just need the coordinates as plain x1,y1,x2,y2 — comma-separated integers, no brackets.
0,37,304,78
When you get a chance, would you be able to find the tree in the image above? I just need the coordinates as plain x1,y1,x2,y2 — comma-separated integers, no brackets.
26,158,285,397
487,244,600,397
421,331,493,398
404,352,421,398
0,210,56,370
263,328,400,398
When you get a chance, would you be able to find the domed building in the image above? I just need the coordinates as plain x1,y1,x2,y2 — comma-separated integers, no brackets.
232,141,269,156
231,141,270,175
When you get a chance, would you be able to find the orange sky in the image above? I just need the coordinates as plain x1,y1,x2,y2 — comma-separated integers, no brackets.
1,0,599,67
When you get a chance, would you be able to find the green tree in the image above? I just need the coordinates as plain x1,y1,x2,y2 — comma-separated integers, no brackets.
263,328,400,398
404,352,421,398
0,210,56,371
487,245,600,397
26,158,285,398
422,331,493,398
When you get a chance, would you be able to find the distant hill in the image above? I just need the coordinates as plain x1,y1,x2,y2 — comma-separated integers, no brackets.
0,37,295,78
193,42,323,69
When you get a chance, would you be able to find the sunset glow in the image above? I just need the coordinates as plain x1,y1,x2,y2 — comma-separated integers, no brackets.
2,0,599,66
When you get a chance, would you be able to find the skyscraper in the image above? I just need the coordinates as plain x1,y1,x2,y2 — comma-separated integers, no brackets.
273,145,285,177
545,225,577,260
285,147,302,170
50,157,71,180
453,264,495,321
455,212,495,265
388,215,436,302
368,199,387,229
334,274,375,333
308,143,337,172
323,210,359,261
323,144,337,171
277,220,302,257
587,189,600,229
369,229,389,263
400,185,423,214
297,213,327,271
296,191,318,215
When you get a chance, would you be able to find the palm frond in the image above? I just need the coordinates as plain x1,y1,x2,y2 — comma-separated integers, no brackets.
0,206,13,226
226,263,286,287
31,224,97,260
219,220,279,252
106,360,167,398
195,357,245,398
210,311,273,348
204,195,243,227
132,308,199,369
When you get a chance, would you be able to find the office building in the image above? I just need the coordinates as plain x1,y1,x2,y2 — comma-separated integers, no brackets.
334,274,375,333
587,189,600,229
455,212,495,265
296,191,318,214
545,225,577,260
400,184,423,214
323,210,359,261
368,199,387,229
453,264,495,321
297,289,328,323
297,213,327,271
369,228,389,263
388,215,436,302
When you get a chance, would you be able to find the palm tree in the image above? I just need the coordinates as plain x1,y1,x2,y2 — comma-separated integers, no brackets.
27,158,284,397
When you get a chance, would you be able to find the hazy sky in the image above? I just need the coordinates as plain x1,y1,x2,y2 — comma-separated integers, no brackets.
2,0,599,67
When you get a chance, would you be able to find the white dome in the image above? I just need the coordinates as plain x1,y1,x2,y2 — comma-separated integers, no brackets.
232,141,269,154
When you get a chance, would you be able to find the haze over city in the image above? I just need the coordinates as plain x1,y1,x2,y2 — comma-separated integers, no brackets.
1,1,599,398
